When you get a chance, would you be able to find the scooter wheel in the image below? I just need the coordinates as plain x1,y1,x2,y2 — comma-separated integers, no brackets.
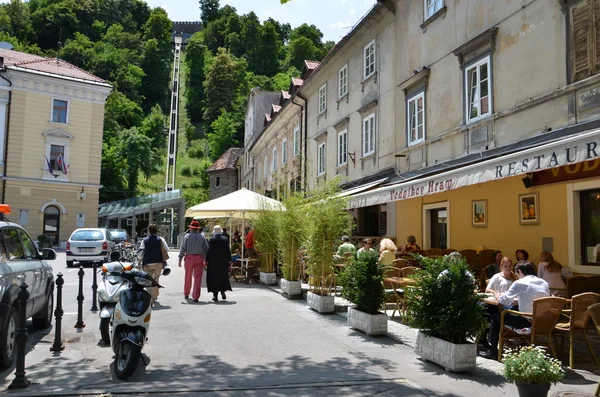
99,318,110,344
114,341,141,380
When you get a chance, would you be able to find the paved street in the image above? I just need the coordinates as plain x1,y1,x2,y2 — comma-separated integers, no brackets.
0,252,598,396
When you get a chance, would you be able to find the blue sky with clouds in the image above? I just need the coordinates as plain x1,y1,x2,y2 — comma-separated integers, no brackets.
144,0,376,42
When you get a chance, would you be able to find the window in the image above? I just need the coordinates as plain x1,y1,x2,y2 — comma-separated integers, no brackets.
569,0,600,82
337,129,347,166
216,177,221,187
338,65,348,98
364,40,376,80
52,99,68,123
407,92,425,146
43,129,73,180
2,229,24,260
272,147,277,171
317,143,326,176
293,126,300,156
49,144,65,172
465,56,492,123
425,0,443,19
318,84,327,114
282,139,287,165
16,229,37,260
362,114,376,156
580,189,600,266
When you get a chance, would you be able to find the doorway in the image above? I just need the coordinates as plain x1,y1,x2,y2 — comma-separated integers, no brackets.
43,205,60,246
423,202,450,249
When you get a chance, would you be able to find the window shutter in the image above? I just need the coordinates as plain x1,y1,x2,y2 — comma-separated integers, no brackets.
571,0,593,82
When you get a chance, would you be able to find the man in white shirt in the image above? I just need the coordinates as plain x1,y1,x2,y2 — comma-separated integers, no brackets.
479,261,550,360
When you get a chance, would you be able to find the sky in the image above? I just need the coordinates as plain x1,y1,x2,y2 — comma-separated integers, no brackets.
143,0,377,42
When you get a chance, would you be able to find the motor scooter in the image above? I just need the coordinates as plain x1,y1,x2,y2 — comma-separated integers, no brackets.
110,254,162,380
97,253,132,344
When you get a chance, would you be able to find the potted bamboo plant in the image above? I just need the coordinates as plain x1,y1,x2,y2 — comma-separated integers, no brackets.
278,192,306,298
338,250,388,335
503,345,565,397
254,199,281,286
305,182,352,313
408,255,486,372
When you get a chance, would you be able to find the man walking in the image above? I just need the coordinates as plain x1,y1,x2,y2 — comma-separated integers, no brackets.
139,224,169,306
178,220,209,302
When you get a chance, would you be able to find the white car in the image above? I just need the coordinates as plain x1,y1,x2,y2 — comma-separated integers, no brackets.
66,228,113,267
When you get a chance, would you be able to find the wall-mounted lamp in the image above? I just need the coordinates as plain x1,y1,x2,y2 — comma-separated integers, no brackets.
79,187,86,200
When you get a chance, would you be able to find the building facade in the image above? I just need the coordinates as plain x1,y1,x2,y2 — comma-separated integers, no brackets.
0,49,111,246
207,147,244,199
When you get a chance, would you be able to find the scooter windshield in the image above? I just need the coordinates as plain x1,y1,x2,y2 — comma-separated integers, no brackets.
119,289,151,317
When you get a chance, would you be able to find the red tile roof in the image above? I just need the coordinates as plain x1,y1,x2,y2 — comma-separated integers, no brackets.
304,60,320,70
0,48,107,84
207,148,244,172
281,91,291,100
291,77,304,87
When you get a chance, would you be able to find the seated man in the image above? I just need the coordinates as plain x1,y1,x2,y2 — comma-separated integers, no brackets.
480,262,549,360
337,235,356,257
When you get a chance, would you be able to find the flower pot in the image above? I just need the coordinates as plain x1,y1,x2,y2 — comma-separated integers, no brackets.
414,331,477,372
307,291,334,313
347,306,388,336
259,272,277,285
515,382,550,397
280,278,302,297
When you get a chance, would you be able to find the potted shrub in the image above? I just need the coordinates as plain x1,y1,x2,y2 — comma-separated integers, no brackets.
503,345,565,397
254,199,281,286
407,255,486,372
37,234,51,249
338,250,388,335
305,181,352,313
278,192,306,298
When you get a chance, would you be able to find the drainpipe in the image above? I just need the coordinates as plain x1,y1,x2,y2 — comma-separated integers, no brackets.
0,60,12,204
292,93,307,194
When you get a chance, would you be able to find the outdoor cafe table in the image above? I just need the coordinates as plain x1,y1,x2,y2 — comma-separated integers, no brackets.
384,277,415,288
236,258,250,278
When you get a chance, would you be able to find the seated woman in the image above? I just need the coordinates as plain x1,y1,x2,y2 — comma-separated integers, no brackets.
231,247,241,262
486,257,517,295
537,251,567,297
378,238,397,266
404,235,421,252
484,250,503,280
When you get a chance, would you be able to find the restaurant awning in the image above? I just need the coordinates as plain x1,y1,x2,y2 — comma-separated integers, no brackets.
337,177,389,198
348,124,600,209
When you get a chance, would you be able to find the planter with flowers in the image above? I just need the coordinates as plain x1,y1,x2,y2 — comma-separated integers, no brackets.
503,345,565,397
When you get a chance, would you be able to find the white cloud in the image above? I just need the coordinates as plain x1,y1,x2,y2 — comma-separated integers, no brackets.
349,8,356,16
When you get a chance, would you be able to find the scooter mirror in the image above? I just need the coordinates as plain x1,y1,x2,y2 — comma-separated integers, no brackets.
110,251,121,262
162,265,171,276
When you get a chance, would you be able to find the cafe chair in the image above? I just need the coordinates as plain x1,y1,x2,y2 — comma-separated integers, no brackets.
393,258,408,270
411,249,427,257
459,249,478,272
498,296,568,362
426,248,442,257
401,266,418,277
243,259,259,284
442,248,457,255
478,249,496,270
229,260,241,282
555,292,600,368
587,302,600,397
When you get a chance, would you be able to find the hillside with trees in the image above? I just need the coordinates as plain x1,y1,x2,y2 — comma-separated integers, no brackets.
0,0,332,206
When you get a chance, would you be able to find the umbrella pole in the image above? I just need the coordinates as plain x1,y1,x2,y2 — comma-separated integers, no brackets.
241,212,245,259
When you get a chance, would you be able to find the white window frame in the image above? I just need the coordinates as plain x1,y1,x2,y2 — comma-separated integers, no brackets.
464,55,492,124
282,139,287,165
424,0,443,20
318,84,327,114
407,91,426,146
363,40,376,80
293,125,300,156
42,129,73,181
338,64,348,99
272,147,277,171
317,142,326,176
337,129,348,167
362,113,376,157
50,98,69,124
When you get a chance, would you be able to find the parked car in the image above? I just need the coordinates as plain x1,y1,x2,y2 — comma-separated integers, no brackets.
0,204,56,368
66,228,113,267
108,229,130,244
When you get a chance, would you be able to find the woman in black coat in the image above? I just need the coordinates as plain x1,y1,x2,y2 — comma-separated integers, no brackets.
206,225,233,302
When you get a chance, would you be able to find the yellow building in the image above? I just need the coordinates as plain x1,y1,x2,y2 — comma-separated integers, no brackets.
0,48,112,246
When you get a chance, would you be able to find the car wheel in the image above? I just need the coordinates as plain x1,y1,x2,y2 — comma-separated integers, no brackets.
66,260,74,268
0,307,17,369
32,287,54,329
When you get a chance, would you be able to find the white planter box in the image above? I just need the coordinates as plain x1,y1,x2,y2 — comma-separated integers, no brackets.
414,331,477,372
347,307,388,336
307,291,334,313
280,279,302,297
260,272,277,285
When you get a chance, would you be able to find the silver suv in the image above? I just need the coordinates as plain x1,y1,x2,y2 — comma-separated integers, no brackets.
0,209,56,368
66,228,113,267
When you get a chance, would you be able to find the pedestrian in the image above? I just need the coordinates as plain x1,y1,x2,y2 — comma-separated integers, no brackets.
245,225,257,258
178,220,209,302
139,223,169,306
222,227,230,241
206,225,233,302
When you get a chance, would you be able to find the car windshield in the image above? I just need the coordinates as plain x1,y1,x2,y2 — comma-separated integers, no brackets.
110,230,128,240
71,230,104,241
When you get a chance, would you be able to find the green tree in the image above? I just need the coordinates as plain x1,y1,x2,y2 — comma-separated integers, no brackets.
118,127,154,194
240,12,261,71
140,38,170,112
288,36,321,71
255,21,281,77
5,0,31,39
140,104,166,150
100,139,128,202
103,90,144,140
30,0,79,50
199,0,220,27
184,32,207,123
142,7,172,49
272,66,300,91
206,110,240,160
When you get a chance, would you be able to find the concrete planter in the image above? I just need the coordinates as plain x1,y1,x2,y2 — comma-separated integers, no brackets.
414,331,477,372
347,307,388,336
260,272,277,285
307,291,334,313
280,279,302,297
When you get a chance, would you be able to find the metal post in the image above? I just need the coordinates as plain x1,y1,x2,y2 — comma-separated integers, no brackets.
91,262,98,312
8,282,30,389
74,266,85,329
50,273,65,352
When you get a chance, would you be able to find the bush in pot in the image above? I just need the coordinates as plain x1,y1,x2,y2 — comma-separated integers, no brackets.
338,250,386,314
503,345,564,397
37,234,51,249
254,199,281,276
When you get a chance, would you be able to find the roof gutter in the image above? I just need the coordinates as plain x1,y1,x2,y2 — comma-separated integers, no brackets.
292,92,308,194
0,65,11,205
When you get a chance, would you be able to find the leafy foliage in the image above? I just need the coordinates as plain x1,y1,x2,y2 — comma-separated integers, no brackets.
338,250,386,314
503,345,565,385
278,192,307,280
254,199,282,273
406,256,486,344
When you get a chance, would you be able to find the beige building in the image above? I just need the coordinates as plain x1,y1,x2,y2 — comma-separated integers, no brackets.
0,48,112,246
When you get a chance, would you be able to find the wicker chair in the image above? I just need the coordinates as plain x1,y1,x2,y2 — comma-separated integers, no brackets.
498,296,568,361
478,249,496,271
555,292,600,368
458,249,478,272
587,303,600,397
401,266,418,277
393,258,408,269
442,248,457,255
426,248,443,257
411,249,427,257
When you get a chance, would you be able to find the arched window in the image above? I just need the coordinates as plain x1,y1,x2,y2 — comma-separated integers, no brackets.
43,206,60,246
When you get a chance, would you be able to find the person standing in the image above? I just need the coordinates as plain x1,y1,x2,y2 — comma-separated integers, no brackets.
139,224,169,306
206,225,233,302
178,220,209,302
222,228,230,241
245,226,256,258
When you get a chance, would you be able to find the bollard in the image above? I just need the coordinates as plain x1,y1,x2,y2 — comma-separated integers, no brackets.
50,273,64,352
74,266,85,329
8,282,30,389
91,262,98,312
